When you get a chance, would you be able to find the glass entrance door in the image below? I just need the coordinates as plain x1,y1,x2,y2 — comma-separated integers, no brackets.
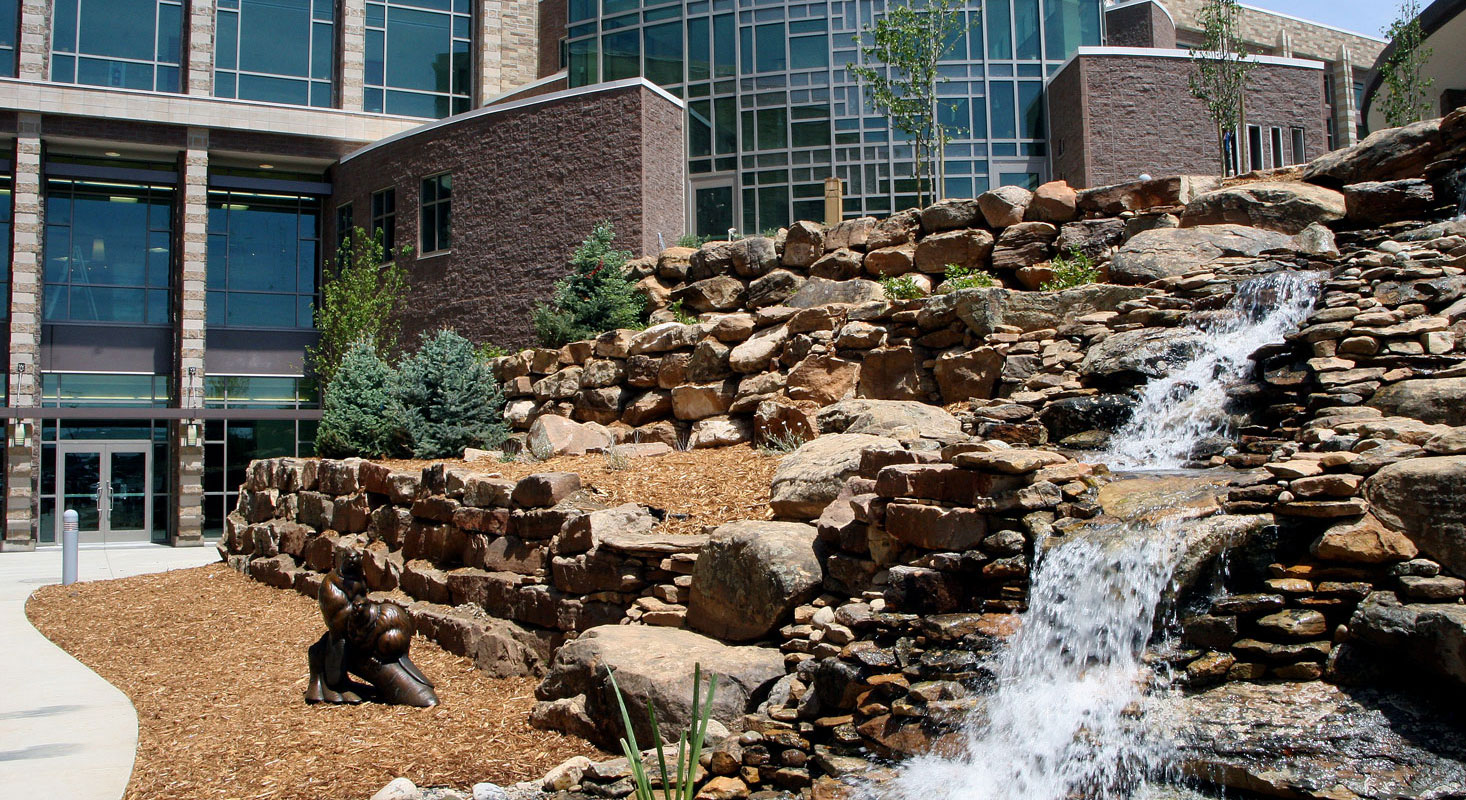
56,442,152,543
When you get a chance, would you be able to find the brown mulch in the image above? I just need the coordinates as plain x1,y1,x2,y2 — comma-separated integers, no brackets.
26,564,604,800
380,444,781,537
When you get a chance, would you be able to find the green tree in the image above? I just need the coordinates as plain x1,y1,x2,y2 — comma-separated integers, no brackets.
1380,0,1434,128
1188,0,1256,177
310,226,410,389
315,340,405,458
848,0,973,207
533,222,646,347
396,329,508,458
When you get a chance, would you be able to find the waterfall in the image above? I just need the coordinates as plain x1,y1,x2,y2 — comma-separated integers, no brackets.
891,514,1187,800
1103,271,1323,470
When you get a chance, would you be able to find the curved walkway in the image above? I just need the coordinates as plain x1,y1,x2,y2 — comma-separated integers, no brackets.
0,543,218,800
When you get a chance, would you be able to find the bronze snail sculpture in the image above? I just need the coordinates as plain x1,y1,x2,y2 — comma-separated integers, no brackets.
305,549,439,707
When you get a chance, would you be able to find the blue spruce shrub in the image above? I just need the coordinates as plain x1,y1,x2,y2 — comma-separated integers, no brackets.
396,329,508,458
315,340,405,458
533,221,646,347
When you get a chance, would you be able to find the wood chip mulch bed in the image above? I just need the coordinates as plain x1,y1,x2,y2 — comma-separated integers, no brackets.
27,564,604,800
381,443,781,537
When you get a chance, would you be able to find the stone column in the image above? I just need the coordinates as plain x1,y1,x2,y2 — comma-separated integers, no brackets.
186,0,216,96
341,0,366,111
17,0,50,81
476,0,540,104
1331,46,1359,150
172,130,208,547
3,116,42,551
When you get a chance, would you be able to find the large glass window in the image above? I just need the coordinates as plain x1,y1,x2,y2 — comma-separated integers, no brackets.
643,22,681,86
44,179,173,325
206,190,320,329
0,0,17,77
371,187,396,253
215,0,334,107
202,375,318,538
0,176,11,321
51,0,183,92
365,0,471,118
420,173,451,254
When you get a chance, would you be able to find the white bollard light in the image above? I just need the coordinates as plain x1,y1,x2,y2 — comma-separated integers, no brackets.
62,509,79,586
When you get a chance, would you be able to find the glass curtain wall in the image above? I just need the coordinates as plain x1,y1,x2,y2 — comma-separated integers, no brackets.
206,189,321,329
43,179,173,325
0,175,12,321
38,373,172,544
566,0,1101,232
365,0,472,118
215,0,336,107
51,0,184,91
202,376,319,537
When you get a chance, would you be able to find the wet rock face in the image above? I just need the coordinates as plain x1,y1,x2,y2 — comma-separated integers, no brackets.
1174,681,1466,799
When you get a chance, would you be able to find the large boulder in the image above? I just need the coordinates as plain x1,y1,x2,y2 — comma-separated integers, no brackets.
1302,115,1450,187
1076,175,1221,216
1343,179,1438,223
1056,218,1126,260
815,398,964,439
687,520,822,641
933,346,1005,402
770,433,901,518
1350,590,1466,689
534,625,785,750
856,347,932,402
1079,327,1207,384
1180,182,1346,234
1369,378,1466,426
914,228,994,272
1171,681,1466,799
944,284,1156,337
787,276,885,308
782,221,825,267
919,198,982,232
977,185,1031,228
672,275,747,313
1364,456,1466,576
1110,224,1298,283
1025,180,1078,223
528,415,613,457
990,221,1057,271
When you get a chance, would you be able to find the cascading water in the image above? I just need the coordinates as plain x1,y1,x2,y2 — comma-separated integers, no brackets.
1103,271,1323,470
891,513,1188,800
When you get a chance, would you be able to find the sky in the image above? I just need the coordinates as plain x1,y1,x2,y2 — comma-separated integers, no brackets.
1240,0,1399,40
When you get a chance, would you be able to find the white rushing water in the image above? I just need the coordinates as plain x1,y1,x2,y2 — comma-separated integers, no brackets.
1103,271,1323,469
892,515,1187,800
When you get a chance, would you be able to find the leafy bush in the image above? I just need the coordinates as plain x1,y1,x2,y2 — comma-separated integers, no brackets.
880,274,925,300
1041,248,1102,291
475,341,509,360
315,340,405,459
396,329,508,458
940,263,998,292
666,299,698,325
676,233,715,248
311,226,409,389
534,222,646,347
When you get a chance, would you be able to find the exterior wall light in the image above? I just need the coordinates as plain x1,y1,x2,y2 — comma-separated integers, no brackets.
8,420,32,448
183,421,202,448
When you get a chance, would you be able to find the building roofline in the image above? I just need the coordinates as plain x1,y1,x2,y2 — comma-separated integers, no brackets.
1107,0,1177,29
1362,0,1465,121
339,77,686,165
482,70,570,106
1053,45,1327,77
1234,2,1387,43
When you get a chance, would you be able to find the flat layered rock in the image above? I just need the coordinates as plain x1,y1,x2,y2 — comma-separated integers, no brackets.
770,433,901,519
1110,225,1297,283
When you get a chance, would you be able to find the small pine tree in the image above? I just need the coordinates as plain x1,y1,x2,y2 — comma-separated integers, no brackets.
315,340,405,458
396,329,508,458
533,222,646,347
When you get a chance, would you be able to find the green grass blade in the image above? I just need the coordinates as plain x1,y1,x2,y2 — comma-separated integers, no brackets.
649,700,672,800
684,672,718,800
609,667,653,800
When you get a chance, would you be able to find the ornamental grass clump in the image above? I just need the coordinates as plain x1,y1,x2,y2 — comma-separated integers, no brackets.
608,663,718,800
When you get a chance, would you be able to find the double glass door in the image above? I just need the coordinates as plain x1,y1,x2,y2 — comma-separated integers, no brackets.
57,442,152,543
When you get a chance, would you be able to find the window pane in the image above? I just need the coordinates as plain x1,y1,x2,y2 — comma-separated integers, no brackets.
987,0,1012,60
990,81,1016,138
643,22,681,86
1018,81,1043,138
755,23,785,73
757,107,787,150
687,17,709,82
789,34,827,70
715,96,737,154
603,29,640,81
1014,0,1040,60
690,100,713,157
387,7,451,92
713,14,734,78
569,38,598,86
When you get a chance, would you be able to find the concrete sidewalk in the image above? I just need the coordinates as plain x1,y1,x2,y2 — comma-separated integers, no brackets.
0,543,218,800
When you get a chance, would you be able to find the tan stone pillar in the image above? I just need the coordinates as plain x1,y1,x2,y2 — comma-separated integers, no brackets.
1331,46,1359,149
172,130,208,546
187,0,216,95
17,0,50,81
341,0,366,111
3,116,42,550
824,177,843,226
476,0,540,104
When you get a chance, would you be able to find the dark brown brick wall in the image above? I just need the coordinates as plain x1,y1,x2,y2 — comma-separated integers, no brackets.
1104,1,1176,48
330,83,685,350
538,0,567,79
1048,53,1328,188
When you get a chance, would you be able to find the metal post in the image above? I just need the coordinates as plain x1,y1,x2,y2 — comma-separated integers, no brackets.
62,509,79,585
824,177,843,226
